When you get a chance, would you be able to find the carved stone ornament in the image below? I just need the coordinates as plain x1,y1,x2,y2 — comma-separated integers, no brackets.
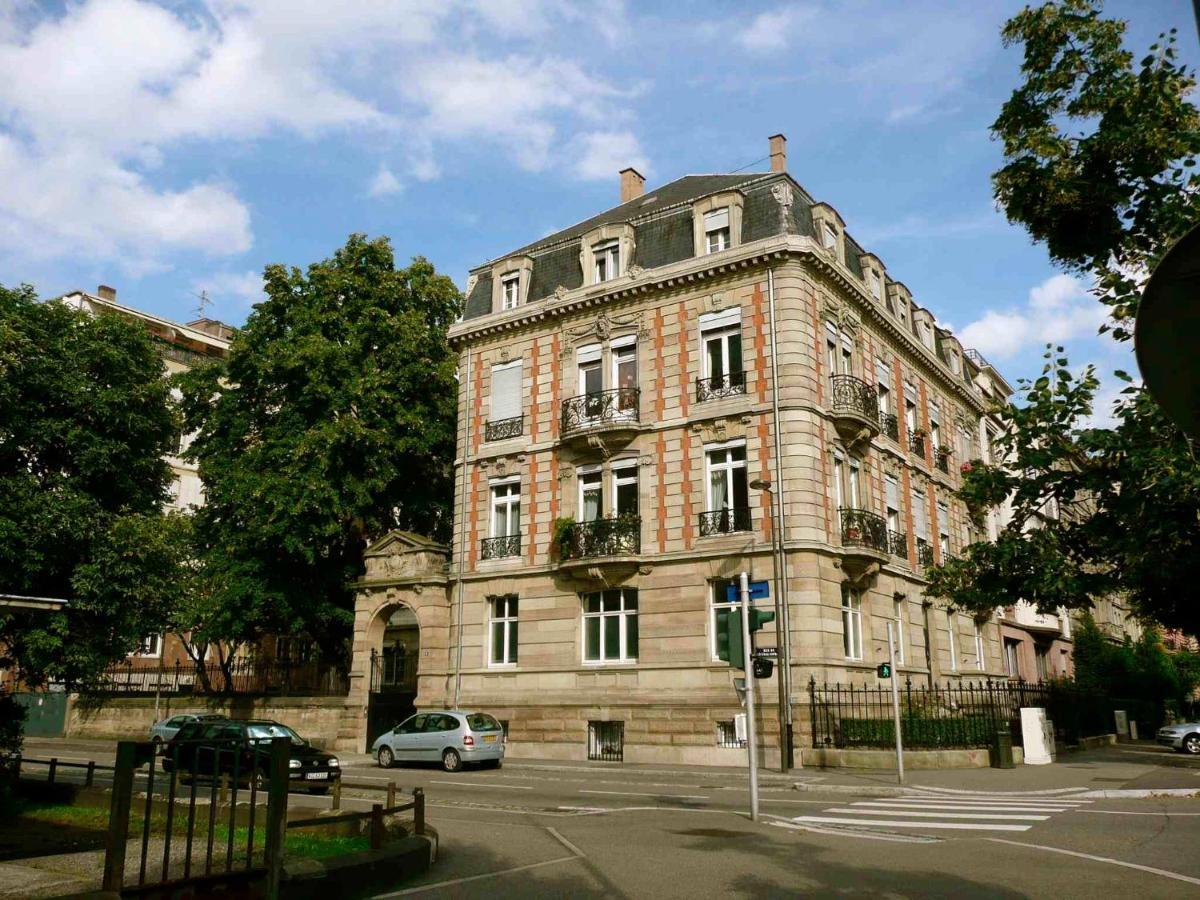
554,285,569,301
823,297,861,335
558,465,575,481
499,347,511,363
707,292,727,312
565,310,643,345
464,274,479,297
627,264,644,279
771,182,795,234
494,459,509,477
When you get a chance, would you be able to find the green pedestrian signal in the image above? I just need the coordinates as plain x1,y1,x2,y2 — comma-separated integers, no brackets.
877,662,892,679
717,607,777,670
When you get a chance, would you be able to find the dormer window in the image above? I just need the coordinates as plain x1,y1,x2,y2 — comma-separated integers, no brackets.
822,222,838,251
704,208,730,254
870,271,883,302
594,239,620,283
501,272,520,311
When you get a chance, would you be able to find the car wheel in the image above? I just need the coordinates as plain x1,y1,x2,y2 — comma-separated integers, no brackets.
1184,734,1200,755
442,748,462,773
152,735,163,745
378,746,395,769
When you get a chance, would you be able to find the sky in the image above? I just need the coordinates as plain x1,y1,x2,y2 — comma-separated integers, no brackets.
0,0,1195,415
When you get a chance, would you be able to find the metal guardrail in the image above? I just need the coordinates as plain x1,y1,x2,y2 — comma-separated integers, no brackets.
560,389,640,434
698,507,752,536
481,534,521,560
558,516,641,560
87,659,349,697
838,508,888,552
881,412,899,441
829,375,879,423
696,371,748,402
887,529,908,558
484,415,523,442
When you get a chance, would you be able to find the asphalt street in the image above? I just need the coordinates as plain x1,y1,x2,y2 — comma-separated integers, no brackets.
18,737,1200,898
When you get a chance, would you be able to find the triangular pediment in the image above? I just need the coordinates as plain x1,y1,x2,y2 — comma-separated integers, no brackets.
360,530,449,583
364,530,448,558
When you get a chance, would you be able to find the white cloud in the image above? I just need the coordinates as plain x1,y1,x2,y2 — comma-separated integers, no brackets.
574,131,648,182
194,270,265,308
736,5,816,53
958,274,1108,360
368,165,403,198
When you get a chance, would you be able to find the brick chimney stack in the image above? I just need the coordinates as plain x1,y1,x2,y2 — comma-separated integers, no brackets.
769,134,787,173
96,284,117,301
620,167,645,203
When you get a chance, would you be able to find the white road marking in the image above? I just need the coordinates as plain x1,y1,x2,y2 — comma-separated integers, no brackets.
545,826,585,858
431,780,531,790
1075,809,1200,817
825,807,1049,822
780,816,1030,832
768,818,940,844
911,787,1090,797
376,855,582,896
760,798,840,805
853,801,1074,813
578,789,708,800
986,838,1200,887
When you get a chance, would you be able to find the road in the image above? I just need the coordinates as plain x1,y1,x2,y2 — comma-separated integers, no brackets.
19,737,1200,898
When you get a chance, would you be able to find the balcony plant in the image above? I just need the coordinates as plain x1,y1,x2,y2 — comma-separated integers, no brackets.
550,516,576,561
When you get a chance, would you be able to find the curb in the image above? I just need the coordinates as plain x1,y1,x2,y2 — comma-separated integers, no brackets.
502,760,798,783
1077,788,1200,799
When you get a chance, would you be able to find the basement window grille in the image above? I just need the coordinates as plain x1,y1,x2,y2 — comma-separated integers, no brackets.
716,720,746,749
587,720,624,762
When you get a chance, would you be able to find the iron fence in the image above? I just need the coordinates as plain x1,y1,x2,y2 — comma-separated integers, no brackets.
369,648,418,692
829,375,879,423
87,658,349,697
561,388,640,433
916,537,934,569
881,412,900,441
485,415,523,442
910,432,927,458
698,507,752,536
696,371,748,402
936,447,952,473
481,534,522,560
839,508,888,553
559,516,641,560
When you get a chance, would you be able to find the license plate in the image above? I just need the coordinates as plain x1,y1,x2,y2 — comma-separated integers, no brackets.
304,772,328,780
483,734,497,743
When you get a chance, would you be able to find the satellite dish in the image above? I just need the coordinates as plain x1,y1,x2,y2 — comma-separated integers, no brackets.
1134,222,1200,436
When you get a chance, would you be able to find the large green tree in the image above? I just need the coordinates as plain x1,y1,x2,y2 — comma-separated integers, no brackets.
0,284,182,685
179,235,460,653
927,1,1200,635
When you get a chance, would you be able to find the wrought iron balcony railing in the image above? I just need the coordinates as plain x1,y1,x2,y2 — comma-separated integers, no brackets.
698,506,752,536
696,371,748,402
881,412,899,441
559,516,641,561
888,529,909,557
838,507,888,553
916,537,935,569
910,432,927,458
485,415,523,442
829,375,879,423
481,534,522,560
561,388,640,434
936,447,952,473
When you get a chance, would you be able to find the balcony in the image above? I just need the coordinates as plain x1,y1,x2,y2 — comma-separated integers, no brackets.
557,516,642,576
838,508,889,582
829,375,880,446
698,507,752,537
881,412,900,442
910,432,927,459
485,415,523,442
696,371,748,403
559,388,643,449
916,537,934,569
480,535,521,560
936,447,952,474
887,529,908,558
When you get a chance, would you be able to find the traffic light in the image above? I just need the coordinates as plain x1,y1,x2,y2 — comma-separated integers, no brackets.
752,657,774,679
876,662,892,679
717,607,777,669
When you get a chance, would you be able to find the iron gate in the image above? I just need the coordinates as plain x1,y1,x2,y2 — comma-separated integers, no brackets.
587,720,624,761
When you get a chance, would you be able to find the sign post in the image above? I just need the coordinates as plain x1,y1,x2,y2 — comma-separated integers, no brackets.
739,571,759,822
886,621,905,785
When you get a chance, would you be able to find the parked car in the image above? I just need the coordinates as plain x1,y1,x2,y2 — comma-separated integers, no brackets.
372,710,505,772
162,719,340,793
1156,721,1200,754
149,713,226,744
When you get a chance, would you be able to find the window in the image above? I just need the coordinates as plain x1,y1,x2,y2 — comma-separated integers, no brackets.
583,588,638,663
842,586,863,660
612,339,638,415
1035,644,1049,681
912,487,929,541
893,599,906,665
710,579,737,660
488,595,518,665
490,479,521,538
704,207,730,253
875,359,892,416
702,320,743,388
870,270,884,302
716,719,745,748
946,610,958,672
579,469,603,522
885,476,901,535
593,239,620,282
973,622,985,669
904,386,918,436
822,221,838,251
825,322,852,383
833,452,861,511
929,399,942,448
937,502,951,558
1004,638,1021,677
501,272,520,310
489,360,522,435
706,444,748,513
134,634,162,657
612,462,639,517
578,345,602,396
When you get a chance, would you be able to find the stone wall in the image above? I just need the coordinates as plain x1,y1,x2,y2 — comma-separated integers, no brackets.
66,695,349,748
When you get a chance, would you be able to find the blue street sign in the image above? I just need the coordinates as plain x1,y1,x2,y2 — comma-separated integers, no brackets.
726,581,770,602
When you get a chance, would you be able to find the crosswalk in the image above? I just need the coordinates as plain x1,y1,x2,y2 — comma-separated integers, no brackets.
780,791,1092,834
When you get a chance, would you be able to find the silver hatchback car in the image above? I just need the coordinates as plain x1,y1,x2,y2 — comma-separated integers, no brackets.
371,710,505,772
1156,721,1200,754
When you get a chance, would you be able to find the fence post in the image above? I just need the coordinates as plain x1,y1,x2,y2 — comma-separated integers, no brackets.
219,773,230,808
262,737,290,900
386,781,396,810
369,803,384,850
413,788,425,836
12,753,20,779
48,757,58,785
86,760,96,788
101,742,138,892
331,777,342,810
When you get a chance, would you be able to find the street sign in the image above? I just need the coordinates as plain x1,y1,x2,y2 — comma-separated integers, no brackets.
726,580,769,602
755,647,778,658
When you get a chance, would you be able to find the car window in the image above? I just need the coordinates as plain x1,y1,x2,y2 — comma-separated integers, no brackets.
466,713,501,731
166,716,187,727
246,723,304,746
396,715,427,735
174,723,200,741
198,723,228,741
426,714,458,732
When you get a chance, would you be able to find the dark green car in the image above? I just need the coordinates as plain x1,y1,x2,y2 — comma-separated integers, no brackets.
162,719,341,793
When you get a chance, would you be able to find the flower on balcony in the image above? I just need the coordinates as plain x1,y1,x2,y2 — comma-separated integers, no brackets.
937,445,953,459
960,460,974,474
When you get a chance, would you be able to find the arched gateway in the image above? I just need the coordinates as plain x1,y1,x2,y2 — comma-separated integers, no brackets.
339,531,451,752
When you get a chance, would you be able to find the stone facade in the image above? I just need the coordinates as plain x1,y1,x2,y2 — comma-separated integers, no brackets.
345,143,1019,764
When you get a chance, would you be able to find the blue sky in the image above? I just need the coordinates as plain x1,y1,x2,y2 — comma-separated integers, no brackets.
1,0,1194,410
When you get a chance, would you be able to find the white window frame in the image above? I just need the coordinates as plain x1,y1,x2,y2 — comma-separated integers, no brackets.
611,461,639,518
870,270,884,302
822,221,838,251
973,621,985,670
578,467,603,521
704,207,730,254
885,475,901,534
702,324,743,381
946,610,958,672
501,271,520,311
1004,638,1020,677
489,359,522,423
134,634,163,658
912,487,929,540
876,359,892,415
705,441,747,513
582,588,638,664
930,399,942,448
842,586,863,660
593,239,620,283
893,599,906,665
489,477,521,539
489,595,519,667
709,580,738,661
937,502,951,558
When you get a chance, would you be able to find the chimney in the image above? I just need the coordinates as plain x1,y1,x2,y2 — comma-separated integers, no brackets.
769,134,787,173
620,167,645,203
96,284,117,301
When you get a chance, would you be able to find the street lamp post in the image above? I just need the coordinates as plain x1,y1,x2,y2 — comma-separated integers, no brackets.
751,478,793,771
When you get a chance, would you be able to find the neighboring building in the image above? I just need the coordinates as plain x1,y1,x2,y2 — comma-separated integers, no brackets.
345,135,1021,764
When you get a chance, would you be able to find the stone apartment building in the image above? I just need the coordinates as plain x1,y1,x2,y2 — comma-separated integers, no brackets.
346,135,1022,765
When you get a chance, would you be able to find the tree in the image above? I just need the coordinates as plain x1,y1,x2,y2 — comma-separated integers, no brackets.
179,235,460,653
927,1,1200,636
0,283,181,686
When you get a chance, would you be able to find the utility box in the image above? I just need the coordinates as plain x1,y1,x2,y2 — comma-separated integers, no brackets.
990,728,1015,769
734,713,748,743
1020,707,1056,765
